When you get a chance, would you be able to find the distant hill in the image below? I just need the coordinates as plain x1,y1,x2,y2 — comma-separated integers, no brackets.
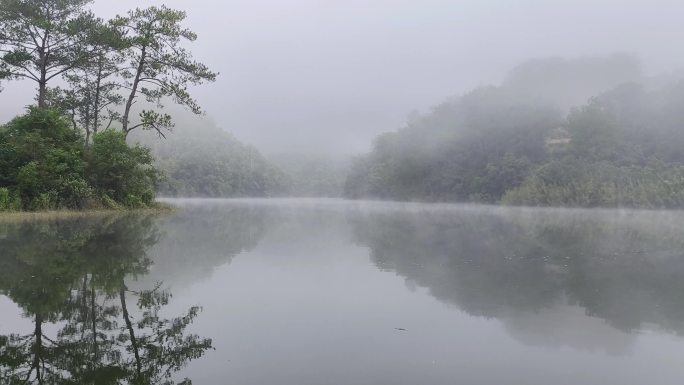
131,115,290,198
345,55,684,208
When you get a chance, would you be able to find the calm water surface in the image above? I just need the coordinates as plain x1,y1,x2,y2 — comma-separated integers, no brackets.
2,199,684,384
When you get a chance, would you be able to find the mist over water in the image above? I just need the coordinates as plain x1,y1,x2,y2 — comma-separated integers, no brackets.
3,199,684,384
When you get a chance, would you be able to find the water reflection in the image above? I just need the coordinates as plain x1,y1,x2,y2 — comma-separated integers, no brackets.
143,203,273,288
0,214,213,384
350,207,684,339
4,201,684,384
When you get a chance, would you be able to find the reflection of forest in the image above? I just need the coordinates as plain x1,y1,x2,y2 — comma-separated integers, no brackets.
350,208,684,335
142,203,275,288
0,214,212,384
6,201,684,381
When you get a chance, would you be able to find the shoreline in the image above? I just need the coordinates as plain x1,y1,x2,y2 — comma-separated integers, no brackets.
0,202,175,223
160,196,684,215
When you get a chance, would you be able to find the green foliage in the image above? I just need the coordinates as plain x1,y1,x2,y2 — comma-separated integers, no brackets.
0,108,160,211
1,0,217,144
0,188,8,210
113,5,217,137
345,87,562,202
346,65,684,208
504,83,684,208
87,130,159,208
0,188,19,211
46,18,127,142
503,160,684,208
0,0,98,106
1,1,216,210
0,108,90,210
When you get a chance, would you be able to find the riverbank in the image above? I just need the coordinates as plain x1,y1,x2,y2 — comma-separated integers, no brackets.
0,202,175,223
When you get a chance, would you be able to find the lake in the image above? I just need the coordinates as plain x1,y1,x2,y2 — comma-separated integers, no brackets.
2,198,684,384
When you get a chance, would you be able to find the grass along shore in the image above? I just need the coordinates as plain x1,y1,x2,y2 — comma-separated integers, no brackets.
0,202,175,223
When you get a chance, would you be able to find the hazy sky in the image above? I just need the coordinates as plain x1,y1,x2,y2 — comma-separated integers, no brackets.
3,0,684,156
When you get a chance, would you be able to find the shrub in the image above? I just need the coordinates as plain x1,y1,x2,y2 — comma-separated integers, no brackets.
87,130,159,208
503,160,684,209
0,188,10,211
0,109,160,211
101,195,123,210
1,108,89,211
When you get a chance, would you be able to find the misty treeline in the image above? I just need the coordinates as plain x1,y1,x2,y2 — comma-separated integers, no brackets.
0,0,216,210
132,114,290,197
129,110,349,198
345,54,684,208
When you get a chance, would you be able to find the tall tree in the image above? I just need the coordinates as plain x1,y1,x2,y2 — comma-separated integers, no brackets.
113,6,217,138
0,0,98,107
47,19,126,145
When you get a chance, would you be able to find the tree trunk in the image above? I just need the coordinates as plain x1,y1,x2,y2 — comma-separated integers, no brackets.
93,55,103,134
85,129,91,149
31,313,44,382
91,285,98,359
37,45,49,108
120,287,142,379
37,80,47,108
122,46,147,137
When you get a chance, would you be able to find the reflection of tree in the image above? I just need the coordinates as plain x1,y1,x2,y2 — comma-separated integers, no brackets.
0,214,212,384
350,208,684,334
143,203,273,287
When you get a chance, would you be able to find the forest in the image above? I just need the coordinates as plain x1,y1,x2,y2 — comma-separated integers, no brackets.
344,55,684,208
136,116,290,198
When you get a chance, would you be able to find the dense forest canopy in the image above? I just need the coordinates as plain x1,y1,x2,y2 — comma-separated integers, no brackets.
345,86,563,202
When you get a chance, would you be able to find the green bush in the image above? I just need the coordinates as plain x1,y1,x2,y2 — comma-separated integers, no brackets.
0,188,22,211
0,108,161,211
29,192,58,211
101,194,123,210
503,160,684,209
0,188,10,211
86,130,159,208
1,108,89,211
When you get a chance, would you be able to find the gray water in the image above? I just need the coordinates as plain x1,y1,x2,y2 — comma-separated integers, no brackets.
2,199,684,384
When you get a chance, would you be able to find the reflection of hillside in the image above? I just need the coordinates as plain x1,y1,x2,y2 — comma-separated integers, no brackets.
350,207,684,337
502,304,634,354
141,203,275,288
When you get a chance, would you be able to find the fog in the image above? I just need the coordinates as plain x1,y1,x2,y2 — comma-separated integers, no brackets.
3,0,684,156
